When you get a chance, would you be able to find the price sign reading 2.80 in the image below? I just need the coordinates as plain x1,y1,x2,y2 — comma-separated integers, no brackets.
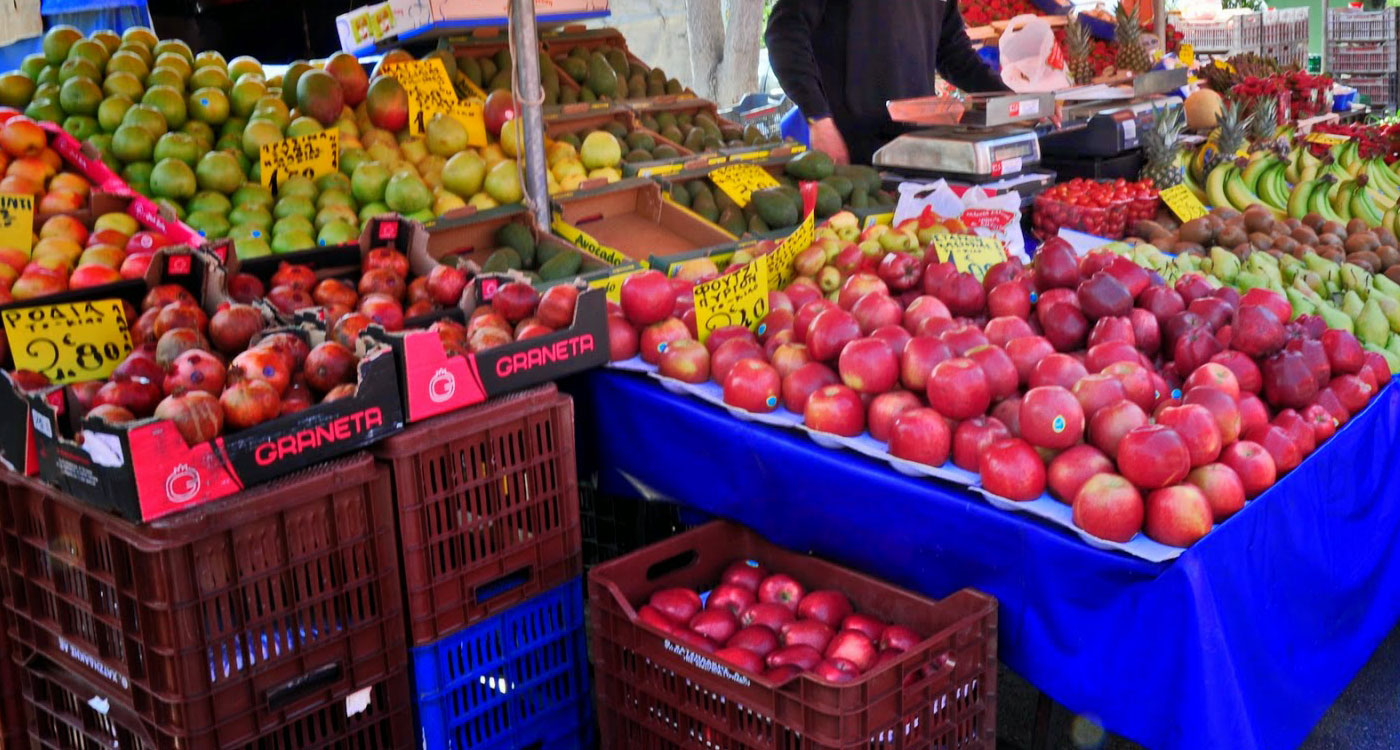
3,299,134,384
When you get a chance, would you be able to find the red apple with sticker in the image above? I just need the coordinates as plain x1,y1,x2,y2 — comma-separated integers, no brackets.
1019,385,1084,450
724,359,782,413
658,339,711,384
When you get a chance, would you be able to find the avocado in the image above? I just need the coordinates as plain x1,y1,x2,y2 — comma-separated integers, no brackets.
677,113,693,128
586,52,619,98
688,181,714,203
682,128,705,152
653,145,680,159
701,135,722,150
822,175,854,200
690,193,719,222
646,79,664,97
626,131,655,151
479,58,497,82
640,114,658,131
562,57,588,83
570,46,588,60
605,48,630,78
659,124,684,144
560,87,578,105
720,124,744,142
579,87,597,103
836,164,882,194
670,182,691,206
849,187,870,209
713,188,735,212
459,56,483,86
538,249,583,280
752,187,799,228
628,74,646,98
488,69,512,92
613,73,629,99
536,238,564,265
743,125,763,145
629,62,649,79
482,247,522,273
747,214,770,234
495,222,536,266
814,183,841,217
655,112,677,131
695,112,717,129
786,150,836,181
601,122,626,140
666,78,684,94
624,148,653,163
718,206,746,237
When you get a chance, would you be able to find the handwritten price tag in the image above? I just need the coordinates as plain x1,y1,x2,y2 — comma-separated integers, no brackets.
931,234,1006,279
709,164,780,208
1305,131,1350,147
552,214,630,266
260,128,339,192
3,299,133,385
451,99,488,148
0,193,34,253
1159,184,1209,222
692,256,770,342
766,208,815,289
382,58,463,136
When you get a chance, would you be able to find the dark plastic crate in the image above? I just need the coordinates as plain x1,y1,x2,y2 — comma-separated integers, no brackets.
0,483,21,750
412,577,592,750
589,521,998,750
0,454,406,749
372,384,583,646
19,651,413,749
579,482,692,569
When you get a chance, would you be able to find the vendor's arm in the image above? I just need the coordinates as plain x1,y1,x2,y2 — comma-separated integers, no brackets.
765,0,833,120
935,4,1011,94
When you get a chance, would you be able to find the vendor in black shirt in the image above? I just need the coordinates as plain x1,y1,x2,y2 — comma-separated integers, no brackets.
766,0,1011,165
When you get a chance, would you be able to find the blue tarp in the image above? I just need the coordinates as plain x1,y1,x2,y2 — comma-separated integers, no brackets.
566,370,1400,750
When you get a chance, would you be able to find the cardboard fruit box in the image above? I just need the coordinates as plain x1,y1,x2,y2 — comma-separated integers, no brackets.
25,251,404,522
544,105,710,179
370,277,608,424
551,177,737,266
411,201,642,294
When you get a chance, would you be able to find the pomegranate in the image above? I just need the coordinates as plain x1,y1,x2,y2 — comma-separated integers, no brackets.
313,278,360,309
359,293,404,331
93,379,162,417
266,286,315,315
86,403,135,424
142,283,195,311
227,273,266,304
154,391,224,445
358,267,406,300
155,328,211,370
362,247,409,277
333,313,373,349
208,304,265,356
229,348,292,395
255,332,311,372
303,341,357,393
322,383,357,402
163,350,226,396
271,262,317,291
152,302,208,340
220,380,281,430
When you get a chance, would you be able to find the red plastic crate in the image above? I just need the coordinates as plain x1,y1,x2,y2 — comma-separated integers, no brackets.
19,652,413,750
372,383,583,645
0,453,406,749
589,521,998,750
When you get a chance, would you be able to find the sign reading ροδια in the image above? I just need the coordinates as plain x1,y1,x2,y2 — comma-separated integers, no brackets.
3,299,134,384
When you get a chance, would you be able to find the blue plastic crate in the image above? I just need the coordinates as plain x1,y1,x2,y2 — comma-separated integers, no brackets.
412,578,592,750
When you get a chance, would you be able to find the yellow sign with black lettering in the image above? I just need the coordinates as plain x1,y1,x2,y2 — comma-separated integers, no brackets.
766,209,815,289
0,193,34,253
382,58,469,137
3,299,133,385
692,256,770,342
260,128,339,192
589,268,642,302
932,234,1006,279
709,164,780,208
552,215,631,266
451,99,488,148
1304,131,1350,147
1160,184,1210,222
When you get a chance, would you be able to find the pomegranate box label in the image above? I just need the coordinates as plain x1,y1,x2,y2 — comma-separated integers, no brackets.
375,281,609,423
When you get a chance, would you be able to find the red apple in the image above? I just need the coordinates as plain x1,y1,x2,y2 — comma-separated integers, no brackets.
722,561,769,592
807,308,862,362
927,358,990,420
938,324,990,357
966,344,1018,402
1221,440,1277,497
1302,403,1338,445
851,292,903,334
638,605,677,634
1187,463,1246,521
796,591,853,629
900,336,953,392
740,604,795,634
1144,485,1214,547
877,251,921,292
841,614,887,642
813,657,860,684
880,625,921,652
1209,351,1262,394
1072,473,1144,542
1244,423,1301,475
689,609,740,644
708,583,756,616
758,574,806,611
1029,353,1088,390
1184,363,1240,399
1019,386,1084,450
658,339,710,384
805,384,866,436
979,438,1046,501
838,273,889,311
823,630,876,671
620,270,675,326
1048,444,1114,504
1330,374,1374,415
871,325,912,358
1078,271,1133,319
1006,336,1055,386
715,646,766,674
1116,424,1191,489
952,416,1011,472
1232,305,1285,358
1128,308,1162,355
766,644,823,671
1240,288,1292,325
607,316,639,361
1040,302,1089,352
1155,404,1222,467
1140,285,1186,323
649,588,703,622
783,362,839,414
984,316,1035,348
987,281,1032,319
838,337,897,394
771,343,813,380
1033,239,1079,290
903,295,951,334
1273,408,1316,458
712,338,767,384
1103,361,1156,411
706,325,758,355
1072,373,1127,418
640,318,690,364
724,359,782,413
1088,316,1135,349
1262,349,1318,410
1362,352,1392,387
867,390,922,443
889,407,952,467
1088,399,1148,456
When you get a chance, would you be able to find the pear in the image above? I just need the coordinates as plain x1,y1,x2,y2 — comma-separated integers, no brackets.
1234,270,1271,292
1372,272,1400,300
1342,290,1366,320
1285,288,1316,318
1341,263,1371,295
1315,300,1355,334
1209,246,1240,282
1356,297,1391,347
1388,332,1400,361
1377,294,1400,334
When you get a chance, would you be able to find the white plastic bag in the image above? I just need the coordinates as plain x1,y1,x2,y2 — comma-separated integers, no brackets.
893,181,1028,261
999,15,1073,93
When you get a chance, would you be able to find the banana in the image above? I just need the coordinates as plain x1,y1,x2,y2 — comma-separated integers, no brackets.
1205,162,1234,210
1339,140,1362,175
1257,164,1291,212
1366,158,1400,198
1331,180,1355,217
1285,148,1301,184
1310,179,1346,224
1181,160,1210,205
1241,154,1279,194
1351,188,1386,228
1383,208,1397,236
1224,170,1266,214
1287,179,1318,220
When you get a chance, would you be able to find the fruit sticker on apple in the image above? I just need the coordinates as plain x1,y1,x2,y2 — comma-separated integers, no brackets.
691,258,769,343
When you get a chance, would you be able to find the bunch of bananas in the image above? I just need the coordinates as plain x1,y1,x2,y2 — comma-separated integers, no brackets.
1106,239,1400,373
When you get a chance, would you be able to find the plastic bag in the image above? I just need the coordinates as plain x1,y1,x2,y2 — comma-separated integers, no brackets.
893,180,1028,261
998,15,1072,93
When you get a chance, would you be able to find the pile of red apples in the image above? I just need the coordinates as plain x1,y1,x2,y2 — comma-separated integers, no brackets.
608,237,1390,549
641,560,921,684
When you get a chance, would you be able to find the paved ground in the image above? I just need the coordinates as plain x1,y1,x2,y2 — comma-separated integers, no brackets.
996,622,1400,750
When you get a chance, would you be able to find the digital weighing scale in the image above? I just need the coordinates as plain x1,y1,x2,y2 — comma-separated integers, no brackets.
1039,68,1190,159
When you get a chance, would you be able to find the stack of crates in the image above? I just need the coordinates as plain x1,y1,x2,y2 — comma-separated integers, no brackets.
0,454,415,748
1328,8,1399,110
1262,8,1309,69
1176,9,1263,57
371,384,592,749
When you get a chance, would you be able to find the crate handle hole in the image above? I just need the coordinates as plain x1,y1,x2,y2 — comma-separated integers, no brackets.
475,566,533,604
646,549,699,581
266,662,343,710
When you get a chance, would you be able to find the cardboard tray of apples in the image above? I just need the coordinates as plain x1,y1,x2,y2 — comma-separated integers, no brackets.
601,219,1393,563
588,520,997,746
21,247,404,521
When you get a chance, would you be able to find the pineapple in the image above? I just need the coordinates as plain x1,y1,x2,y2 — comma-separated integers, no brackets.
1067,16,1095,85
1115,3,1152,74
1248,97,1277,147
1141,105,1185,188
1203,100,1250,175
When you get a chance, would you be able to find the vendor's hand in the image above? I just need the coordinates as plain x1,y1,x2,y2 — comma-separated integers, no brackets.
809,117,850,164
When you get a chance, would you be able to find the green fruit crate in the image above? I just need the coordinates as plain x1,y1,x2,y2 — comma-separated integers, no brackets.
589,520,998,750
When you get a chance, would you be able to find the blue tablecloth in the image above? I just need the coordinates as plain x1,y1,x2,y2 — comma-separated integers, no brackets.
565,370,1400,750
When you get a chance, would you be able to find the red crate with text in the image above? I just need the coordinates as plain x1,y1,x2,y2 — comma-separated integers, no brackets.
371,277,608,424
371,383,581,645
0,454,408,749
590,521,998,750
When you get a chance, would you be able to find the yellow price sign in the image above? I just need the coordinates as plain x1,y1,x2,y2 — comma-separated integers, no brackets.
1179,44,1194,66
766,208,815,289
1305,131,1350,147
3,299,133,385
1160,184,1210,222
589,268,642,302
709,164,780,208
552,215,631,266
382,58,463,136
260,128,339,192
692,255,770,343
932,234,1006,279
452,99,488,148
0,193,34,253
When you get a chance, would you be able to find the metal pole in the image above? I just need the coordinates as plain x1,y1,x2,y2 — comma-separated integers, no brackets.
1154,0,1166,55
510,0,551,230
